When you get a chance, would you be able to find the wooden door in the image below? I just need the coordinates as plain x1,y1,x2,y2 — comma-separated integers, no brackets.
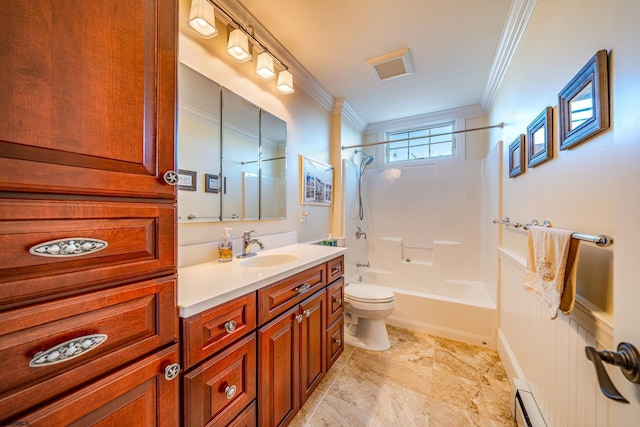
299,290,326,405
258,306,299,427
0,0,176,199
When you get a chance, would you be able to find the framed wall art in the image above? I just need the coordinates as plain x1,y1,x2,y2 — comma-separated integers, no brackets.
508,135,525,178
300,155,334,206
204,173,219,193
558,49,610,150
178,169,197,191
527,107,553,168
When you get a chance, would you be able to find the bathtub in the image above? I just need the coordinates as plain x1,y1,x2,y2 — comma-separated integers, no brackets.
348,270,497,347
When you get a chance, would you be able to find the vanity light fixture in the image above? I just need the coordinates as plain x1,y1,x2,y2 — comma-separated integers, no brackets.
255,52,276,80
189,0,294,95
276,69,295,94
188,0,218,39
227,27,252,63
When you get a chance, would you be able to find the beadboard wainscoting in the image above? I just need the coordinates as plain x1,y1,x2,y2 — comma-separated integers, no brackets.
497,249,614,427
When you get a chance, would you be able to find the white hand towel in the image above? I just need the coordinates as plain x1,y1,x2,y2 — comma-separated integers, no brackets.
522,227,581,319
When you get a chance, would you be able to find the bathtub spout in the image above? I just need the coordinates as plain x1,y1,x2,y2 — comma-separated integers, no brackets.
356,261,370,268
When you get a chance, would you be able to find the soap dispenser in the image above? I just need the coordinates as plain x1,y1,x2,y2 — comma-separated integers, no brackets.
218,227,233,262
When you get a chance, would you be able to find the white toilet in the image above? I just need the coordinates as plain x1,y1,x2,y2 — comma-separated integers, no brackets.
343,283,395,351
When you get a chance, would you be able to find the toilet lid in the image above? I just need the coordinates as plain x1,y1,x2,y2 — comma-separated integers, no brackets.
345,283,394,303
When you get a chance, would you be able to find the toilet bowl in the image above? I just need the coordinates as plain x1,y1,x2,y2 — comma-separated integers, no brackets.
343,283,395,351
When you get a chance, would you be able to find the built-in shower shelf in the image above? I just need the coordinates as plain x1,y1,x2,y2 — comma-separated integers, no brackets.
380,237,401,242
433,240,462,245
400,260,434,266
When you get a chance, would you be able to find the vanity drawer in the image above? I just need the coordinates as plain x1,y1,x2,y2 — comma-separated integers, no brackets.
0,276,178,420
326,317,344,370
228,400,257,427
0,198,176,308
183,333,257,427
258,263,326,324
327,255,344,283
181,292,257,370
326,277,344,326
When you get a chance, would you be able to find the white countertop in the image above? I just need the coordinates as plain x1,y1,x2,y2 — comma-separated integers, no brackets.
177,243,348,318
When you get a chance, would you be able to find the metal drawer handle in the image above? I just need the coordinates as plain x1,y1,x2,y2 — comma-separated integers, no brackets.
304,309,311,318
295,314,303,324
164,363,181,381
29,334,108,367
29,238,108,258
225,385,237,399
334,298,342,305
295,283,311,294
224,320,237,333
335,338,342,346
331,265,342,274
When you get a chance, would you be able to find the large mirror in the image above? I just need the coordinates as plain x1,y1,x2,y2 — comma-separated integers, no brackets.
177,63,221,222
177,63,287,222
221,88,260,221
260,111,287,219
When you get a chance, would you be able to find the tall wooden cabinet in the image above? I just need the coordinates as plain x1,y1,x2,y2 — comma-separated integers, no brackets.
0,0,180,424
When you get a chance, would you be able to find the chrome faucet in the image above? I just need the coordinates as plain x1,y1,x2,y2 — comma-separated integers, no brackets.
238,230,264,258
356,261,370,268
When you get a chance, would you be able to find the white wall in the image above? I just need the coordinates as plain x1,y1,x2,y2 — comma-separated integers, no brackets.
487,0,640,425
177,0,333,250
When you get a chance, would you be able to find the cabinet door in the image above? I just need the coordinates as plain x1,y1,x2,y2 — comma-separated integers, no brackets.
12,344,180,426
258,306,299,427
0,0,176,199
299,290,326,404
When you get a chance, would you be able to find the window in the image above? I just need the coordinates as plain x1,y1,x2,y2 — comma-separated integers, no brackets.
386,122,455,163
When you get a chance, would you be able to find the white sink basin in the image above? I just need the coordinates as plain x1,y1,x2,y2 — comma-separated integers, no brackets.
239,253,299,268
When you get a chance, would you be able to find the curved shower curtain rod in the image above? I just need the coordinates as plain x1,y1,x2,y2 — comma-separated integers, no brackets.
341,122,504,150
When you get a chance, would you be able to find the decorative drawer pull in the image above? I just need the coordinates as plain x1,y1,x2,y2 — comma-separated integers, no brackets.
304,309,311,318
164,363,181,381
334,298,342,305
29,238,108,258
225,385,237,399
295,283,311,294
331,265,342,274
163,170,179,185
224,320,237,333
335,338,342,346
29,334,108,367
295,314,303,324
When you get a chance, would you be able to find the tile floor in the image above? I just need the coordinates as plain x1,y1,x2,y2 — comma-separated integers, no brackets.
290,325,516,427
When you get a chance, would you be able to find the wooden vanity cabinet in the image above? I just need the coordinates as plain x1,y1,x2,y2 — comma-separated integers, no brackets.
325,277,345,370
181,294,258,426
0,0,179,424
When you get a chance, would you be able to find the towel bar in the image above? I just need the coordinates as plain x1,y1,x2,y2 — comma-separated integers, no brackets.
493,217,613,247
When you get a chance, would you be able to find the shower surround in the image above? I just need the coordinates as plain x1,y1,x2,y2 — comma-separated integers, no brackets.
344,158,497,347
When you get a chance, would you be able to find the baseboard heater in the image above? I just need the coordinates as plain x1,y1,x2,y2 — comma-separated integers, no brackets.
513,378,546,427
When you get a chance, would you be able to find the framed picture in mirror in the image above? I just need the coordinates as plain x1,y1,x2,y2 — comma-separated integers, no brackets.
558,50,609,150
527,107,553,168
508,135,525,178
178,169,196,191
204,173,219,193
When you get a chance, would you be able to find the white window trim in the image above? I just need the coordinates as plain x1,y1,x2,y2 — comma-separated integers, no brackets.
376,117,466,167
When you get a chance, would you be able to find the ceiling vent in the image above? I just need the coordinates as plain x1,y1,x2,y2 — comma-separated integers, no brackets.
366,48,414,81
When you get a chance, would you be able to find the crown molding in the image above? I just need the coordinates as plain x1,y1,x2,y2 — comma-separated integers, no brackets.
364,104,486,135
480,0,538,111
213,1,367,132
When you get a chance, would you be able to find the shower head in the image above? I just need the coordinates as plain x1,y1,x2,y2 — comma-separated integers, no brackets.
363,153,375,165
356,149,375,166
